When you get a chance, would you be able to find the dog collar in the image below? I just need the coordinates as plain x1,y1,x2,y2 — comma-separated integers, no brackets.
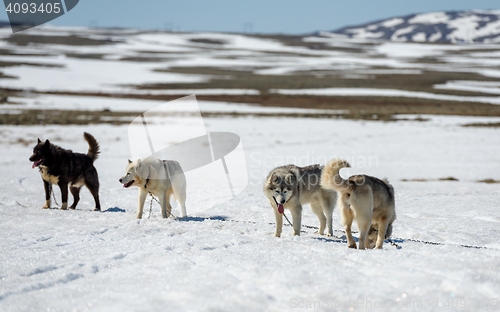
144,171,151,189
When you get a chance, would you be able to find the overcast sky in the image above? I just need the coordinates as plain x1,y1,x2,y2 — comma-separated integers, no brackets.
1,0,500,34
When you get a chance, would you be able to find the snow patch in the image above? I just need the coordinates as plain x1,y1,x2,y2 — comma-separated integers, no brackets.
409,12,451,24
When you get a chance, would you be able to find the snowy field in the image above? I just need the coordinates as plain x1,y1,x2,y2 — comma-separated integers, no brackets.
1,26,500,101
1,26,500,311
1,105,500,311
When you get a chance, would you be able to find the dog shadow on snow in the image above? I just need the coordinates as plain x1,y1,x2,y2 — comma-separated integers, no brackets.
103,207,126,213
35,206,127,212
313,236,348,245
100,207,228,222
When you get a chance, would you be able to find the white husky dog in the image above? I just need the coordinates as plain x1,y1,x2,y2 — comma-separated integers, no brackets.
119,157,187,219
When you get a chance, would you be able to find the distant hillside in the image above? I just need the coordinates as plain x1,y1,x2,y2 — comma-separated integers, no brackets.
325,10,500,43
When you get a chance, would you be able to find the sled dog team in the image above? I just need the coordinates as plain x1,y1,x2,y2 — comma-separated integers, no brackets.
29,132,396,249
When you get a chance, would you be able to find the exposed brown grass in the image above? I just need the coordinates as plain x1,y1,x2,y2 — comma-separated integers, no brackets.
0,106,411,125
0,109,135,125
65,53,106,60
6,35,118,46
438,177,459,181
463,122,500,128
401,178,428,182
2,32,500,122
401,177,459,182
189,38,226,45
0,61,62,68
148,66,500,97
477,179,500,184
254,34,370,53
11,89,498,119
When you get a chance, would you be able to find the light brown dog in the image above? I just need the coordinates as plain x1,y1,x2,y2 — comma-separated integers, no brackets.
321,159,396,249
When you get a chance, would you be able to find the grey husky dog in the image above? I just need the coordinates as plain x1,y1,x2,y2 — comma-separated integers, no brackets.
263,164,337,237
119,157,187,219
321,159,396,249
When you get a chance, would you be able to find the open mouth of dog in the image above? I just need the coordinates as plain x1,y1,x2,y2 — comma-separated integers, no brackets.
31,160,42,169
123,180,134,188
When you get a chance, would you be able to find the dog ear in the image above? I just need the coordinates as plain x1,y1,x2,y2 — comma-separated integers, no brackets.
269,172,279,184
135,159,150,179
37,138,41,144
285,173,296,186
128,159,132,164
44,139,50,146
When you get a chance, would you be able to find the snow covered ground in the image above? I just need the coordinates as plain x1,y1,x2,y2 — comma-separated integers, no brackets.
328,10,500,43
2,94,339,115
1,107,500,311
2,27,500,97
1,26,500,311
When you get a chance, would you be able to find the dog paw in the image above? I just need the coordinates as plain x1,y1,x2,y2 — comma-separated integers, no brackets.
348,243,357,249
43,200,50,209
326,233,332,237
94,208,101,211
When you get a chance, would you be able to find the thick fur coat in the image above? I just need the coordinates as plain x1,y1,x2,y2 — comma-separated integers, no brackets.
321,159,396,249
264,164,337,237
119,157,187,219
29,132,101,211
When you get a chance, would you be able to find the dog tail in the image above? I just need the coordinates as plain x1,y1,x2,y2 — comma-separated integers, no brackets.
382,178,395,201
84,132,100,161
321,159,352,192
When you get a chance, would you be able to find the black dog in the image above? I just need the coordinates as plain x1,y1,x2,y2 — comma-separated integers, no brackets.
29,132,101,211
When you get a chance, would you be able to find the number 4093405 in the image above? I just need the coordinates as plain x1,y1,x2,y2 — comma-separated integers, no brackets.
5,2,61,14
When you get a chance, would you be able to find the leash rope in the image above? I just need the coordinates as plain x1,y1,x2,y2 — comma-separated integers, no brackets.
12,188,489,250
49,183,59,207
282,212,293,227
33,174,488,249
272,196,294,228
387,238,401,249
38,167,59,207
147,192,154,219
391,237,487,250
15,201,28,208
147,191,177,219
188,216,488,250
143,174,177,219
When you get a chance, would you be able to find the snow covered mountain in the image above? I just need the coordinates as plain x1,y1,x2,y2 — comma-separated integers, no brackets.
327,10,500,43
